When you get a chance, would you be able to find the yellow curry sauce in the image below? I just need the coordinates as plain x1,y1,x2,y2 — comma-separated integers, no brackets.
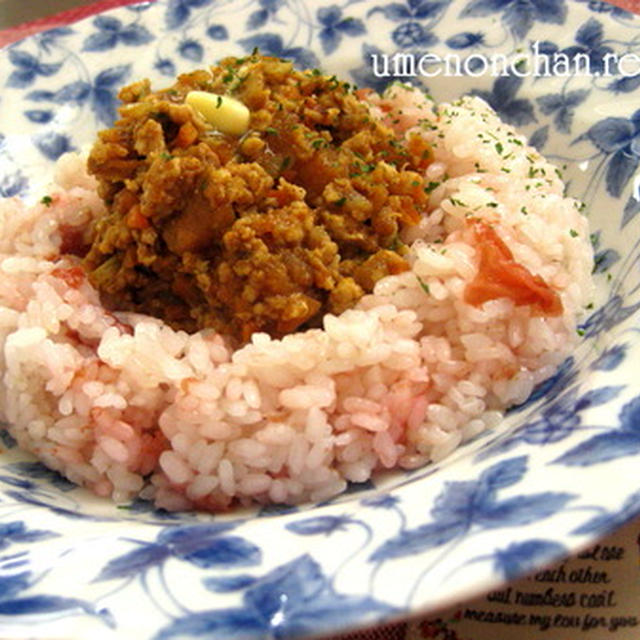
82,53,433,342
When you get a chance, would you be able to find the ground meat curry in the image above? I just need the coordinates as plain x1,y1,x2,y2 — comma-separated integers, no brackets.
83,53,432,342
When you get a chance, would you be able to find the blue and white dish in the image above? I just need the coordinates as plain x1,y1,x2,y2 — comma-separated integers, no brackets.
1,0,640,638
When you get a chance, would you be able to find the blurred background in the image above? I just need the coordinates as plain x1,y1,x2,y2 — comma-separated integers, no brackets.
0,0,104,28
2,0,638,30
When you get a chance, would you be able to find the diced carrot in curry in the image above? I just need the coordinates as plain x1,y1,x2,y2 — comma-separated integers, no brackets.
173,121,199,148
126,205,149,230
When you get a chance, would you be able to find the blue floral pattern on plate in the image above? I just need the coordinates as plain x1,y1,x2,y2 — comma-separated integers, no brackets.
1,0,640,638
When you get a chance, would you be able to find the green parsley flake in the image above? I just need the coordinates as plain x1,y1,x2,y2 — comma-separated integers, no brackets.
416,276,430,294
280,156,291,171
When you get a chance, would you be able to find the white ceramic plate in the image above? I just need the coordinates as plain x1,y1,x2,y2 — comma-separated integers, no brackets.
1,0,640,638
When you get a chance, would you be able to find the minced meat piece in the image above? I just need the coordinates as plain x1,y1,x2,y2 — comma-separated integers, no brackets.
82,53,432,342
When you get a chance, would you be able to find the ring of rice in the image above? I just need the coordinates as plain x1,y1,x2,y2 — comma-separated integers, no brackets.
0,89,594,512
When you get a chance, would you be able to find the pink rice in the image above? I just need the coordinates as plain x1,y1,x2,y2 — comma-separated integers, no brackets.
0,88,594,511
